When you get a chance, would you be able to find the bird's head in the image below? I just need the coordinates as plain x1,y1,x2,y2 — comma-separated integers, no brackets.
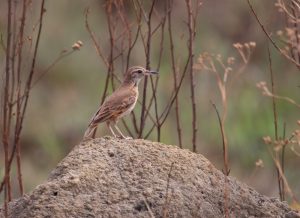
124,66,158,86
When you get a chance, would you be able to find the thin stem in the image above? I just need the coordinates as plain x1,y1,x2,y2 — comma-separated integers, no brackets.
168,0,182,147
267,45,283,201
247,0,300,68
144,55,190,139
185,0,197,152
14,0,28,196
139,0,156,138
211,102,230,218
3,0,13,206
281,122,286,201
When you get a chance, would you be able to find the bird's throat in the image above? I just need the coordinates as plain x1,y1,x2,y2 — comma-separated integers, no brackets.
123,78,140,88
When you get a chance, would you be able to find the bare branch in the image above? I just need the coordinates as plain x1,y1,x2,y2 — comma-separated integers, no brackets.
247,0,300,68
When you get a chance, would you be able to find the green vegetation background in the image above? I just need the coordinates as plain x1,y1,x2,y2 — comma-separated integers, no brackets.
0,0,299,201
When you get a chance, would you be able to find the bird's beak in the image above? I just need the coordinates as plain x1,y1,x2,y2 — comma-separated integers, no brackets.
146,70,158,75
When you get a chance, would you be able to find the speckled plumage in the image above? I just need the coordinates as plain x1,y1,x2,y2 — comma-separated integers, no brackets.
84,66,158,139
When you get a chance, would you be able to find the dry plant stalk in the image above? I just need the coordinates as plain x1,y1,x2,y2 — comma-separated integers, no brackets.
263,132,300,204
256,81,300,109
194,41,256,217
84,0,200,148
211,103,230,217
167,0,182,147
0,1,81,213
185,0,201,152
258,48,300,202
247,0,300,68
266,45,284,201
1,0,46,214
194,41,256,175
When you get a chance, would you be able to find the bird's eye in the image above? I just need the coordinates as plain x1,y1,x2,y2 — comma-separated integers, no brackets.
137,70,142,74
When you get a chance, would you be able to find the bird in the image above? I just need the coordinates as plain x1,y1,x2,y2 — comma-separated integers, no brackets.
83,66,158,139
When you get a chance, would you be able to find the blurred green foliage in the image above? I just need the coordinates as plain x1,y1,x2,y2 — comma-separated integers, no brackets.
0,0,299,201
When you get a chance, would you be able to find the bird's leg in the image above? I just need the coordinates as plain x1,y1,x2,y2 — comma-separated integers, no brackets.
106,122,117,138
91,126,97,138
113,122,132,139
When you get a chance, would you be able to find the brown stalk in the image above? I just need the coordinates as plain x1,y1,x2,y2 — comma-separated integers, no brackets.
281,122,286,201
84,7,110,111
211,102,230,176
14,0,28,196
247,0,300,68
211,102,229,218
267,145,299,203
133,0,147,53
127,0,161,133
121,119,134,138
106,2,116,91
19,0,45,128
85,8,109,68
125,1,142,134
8,0,17,148
139,0,156,138
3,0,13,213
113,1,143,138
185,0,197,152
210,59,229,173
289,0,300,63
0,0,46,200
144,55,191,139
130,113,139,134
14,0,45,157
167,0,182,147
144,8,166,141
88,2,115,138
153,5,166,142
149,77,160,140
267,45,284,201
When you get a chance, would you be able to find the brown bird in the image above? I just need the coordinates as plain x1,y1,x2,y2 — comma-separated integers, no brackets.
84,66,158,139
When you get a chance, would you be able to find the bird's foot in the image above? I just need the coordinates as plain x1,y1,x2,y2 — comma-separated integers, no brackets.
117,135,133,140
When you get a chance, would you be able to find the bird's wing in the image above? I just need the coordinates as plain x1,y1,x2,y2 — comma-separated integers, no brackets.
89,88,137,125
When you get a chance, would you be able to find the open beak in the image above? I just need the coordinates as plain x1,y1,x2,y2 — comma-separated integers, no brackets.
146,70,158,75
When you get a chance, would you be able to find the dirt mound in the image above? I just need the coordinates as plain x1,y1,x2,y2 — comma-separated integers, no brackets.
1,137,299,217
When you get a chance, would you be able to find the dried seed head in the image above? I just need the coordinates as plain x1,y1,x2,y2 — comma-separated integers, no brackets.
294,129,300,135
274,144,281,152
286,28,294,37
284,46,289,51
263,136,272,145
249,42,256,47
277,30,283,36
233,43,242,49
255,159,264,168
72,40,83,50
227,57,235,65
256,81,267,89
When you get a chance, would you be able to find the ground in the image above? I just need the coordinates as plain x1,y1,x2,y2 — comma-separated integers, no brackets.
1,137,299,218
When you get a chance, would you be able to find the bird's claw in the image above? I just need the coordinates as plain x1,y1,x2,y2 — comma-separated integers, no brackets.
116,135,132,140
